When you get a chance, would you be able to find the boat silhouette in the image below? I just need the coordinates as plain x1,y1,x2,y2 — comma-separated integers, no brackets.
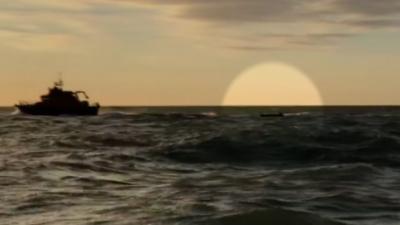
260,112,284,117
15,80,100,116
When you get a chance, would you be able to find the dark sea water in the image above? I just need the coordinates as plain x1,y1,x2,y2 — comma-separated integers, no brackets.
1,106,400,225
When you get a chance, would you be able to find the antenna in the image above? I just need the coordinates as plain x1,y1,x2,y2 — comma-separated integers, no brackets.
55,72,64,88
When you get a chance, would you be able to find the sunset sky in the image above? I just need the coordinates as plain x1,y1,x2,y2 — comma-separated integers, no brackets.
0,0,399,106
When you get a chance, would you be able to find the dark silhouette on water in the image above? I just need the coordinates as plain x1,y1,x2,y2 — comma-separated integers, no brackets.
260,112,284,117
15,79,100,116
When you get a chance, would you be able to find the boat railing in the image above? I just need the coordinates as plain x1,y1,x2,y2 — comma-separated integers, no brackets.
17,101,34,105
74,91,89,100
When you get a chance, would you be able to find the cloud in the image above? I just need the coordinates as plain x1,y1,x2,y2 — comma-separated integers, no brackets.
128,0,318,23
128,0,400,24
0,0,134,52
0,30,78,51
334,0,400,15
123,0,400,50
345,18,400,28
1,0,399,51
0,1,86,51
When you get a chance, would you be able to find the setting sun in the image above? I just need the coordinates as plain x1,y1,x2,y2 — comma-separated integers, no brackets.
223,62,323,106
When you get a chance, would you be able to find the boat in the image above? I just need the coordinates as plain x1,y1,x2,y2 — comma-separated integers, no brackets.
15,79,100,116
260,112,285,117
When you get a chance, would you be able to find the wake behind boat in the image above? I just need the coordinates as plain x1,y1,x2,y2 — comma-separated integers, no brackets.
15,80,100,116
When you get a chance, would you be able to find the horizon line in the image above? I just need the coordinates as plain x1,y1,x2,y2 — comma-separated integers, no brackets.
2,105,400,108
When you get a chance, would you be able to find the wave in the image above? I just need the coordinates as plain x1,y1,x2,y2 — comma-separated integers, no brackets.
99,111,139,117
84,134,155,147
10,109,21,115
53,133,156,149
283,112,311,117
211,208,346,225
138,112,218,119
99,111,219,121
274,163,382,182
157,130,400,165
2,107,400,225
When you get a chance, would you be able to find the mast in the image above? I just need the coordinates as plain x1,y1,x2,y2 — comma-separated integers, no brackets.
54,72,64,89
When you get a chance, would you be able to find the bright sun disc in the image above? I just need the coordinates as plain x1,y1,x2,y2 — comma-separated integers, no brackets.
223,62,322,106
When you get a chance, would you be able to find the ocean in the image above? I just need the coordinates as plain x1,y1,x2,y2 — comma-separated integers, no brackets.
0,106,399,225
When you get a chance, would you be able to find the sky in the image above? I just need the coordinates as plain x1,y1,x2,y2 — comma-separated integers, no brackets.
0,0,400,106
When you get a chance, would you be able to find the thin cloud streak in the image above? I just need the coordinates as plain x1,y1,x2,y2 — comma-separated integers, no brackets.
123,0,400,50
0,0,136,51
